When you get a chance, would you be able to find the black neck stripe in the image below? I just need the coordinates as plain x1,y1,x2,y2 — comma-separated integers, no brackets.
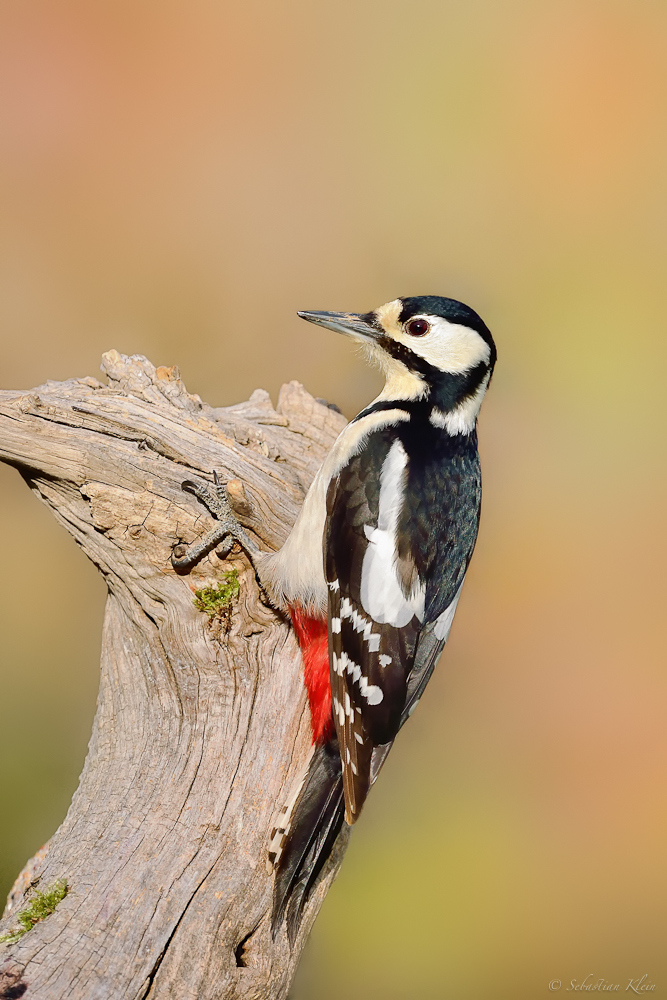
376,336,489,411
352,399,412,423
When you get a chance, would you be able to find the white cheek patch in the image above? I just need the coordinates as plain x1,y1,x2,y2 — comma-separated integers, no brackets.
433,584,463,641
360,439,425,628
396,317,491,375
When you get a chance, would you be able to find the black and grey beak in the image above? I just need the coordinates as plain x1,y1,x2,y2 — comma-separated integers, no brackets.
297,310,380,342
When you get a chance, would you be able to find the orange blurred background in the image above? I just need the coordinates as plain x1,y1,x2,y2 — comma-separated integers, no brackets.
1,0,666,995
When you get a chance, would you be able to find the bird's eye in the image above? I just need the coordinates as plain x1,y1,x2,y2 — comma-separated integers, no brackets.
406,318,429,337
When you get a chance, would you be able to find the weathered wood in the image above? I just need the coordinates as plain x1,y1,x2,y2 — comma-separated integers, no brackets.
0,351,349,999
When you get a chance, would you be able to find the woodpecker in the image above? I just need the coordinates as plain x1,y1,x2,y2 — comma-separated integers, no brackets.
173,295,496,943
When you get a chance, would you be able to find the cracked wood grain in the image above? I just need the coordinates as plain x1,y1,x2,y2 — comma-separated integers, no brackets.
0,350,349,1000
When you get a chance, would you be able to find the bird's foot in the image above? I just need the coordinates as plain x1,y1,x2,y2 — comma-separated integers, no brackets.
172,472,260,574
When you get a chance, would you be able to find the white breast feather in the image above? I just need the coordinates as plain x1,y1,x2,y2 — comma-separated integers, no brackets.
360,439,425,628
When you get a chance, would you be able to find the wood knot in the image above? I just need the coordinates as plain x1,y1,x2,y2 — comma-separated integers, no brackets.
0,961,27,999
155,365,181,382
226,479,253,516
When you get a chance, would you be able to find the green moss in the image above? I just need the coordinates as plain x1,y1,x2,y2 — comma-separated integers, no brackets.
193,570,240,634
0,879,68,945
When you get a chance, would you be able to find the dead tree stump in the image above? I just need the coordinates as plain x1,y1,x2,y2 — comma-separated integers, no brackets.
0,350,349,1000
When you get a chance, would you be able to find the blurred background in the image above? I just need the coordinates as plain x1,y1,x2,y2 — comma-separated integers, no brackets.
1,0,666,995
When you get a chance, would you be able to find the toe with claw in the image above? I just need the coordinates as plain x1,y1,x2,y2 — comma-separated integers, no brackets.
172,472,259,574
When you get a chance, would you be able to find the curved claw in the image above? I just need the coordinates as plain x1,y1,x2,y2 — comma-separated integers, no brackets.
181,478,229,520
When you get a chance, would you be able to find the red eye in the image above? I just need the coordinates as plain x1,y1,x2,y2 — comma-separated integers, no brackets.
406,318,429,337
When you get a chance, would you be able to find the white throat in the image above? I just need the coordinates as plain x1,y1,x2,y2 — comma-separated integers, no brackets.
362,343,427,403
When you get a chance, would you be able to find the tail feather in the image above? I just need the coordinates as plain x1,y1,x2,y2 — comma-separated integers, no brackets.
271,738,346,943
267,762,312,873
285,783,345,943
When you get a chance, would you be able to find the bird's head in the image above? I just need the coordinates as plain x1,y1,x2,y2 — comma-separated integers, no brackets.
298,295,496,429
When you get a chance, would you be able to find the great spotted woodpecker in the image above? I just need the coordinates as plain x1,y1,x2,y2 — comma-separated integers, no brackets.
173,295,496,942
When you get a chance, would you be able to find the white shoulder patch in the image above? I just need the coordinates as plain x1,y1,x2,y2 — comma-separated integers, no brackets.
360,439,425,628
262,407,410,613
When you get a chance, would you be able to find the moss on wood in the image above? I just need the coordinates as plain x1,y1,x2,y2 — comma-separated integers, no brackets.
0,879,68,945
193,570,240,634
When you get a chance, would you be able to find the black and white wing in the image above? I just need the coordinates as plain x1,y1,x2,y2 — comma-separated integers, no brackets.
325,431,418,822
325,424,482,824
